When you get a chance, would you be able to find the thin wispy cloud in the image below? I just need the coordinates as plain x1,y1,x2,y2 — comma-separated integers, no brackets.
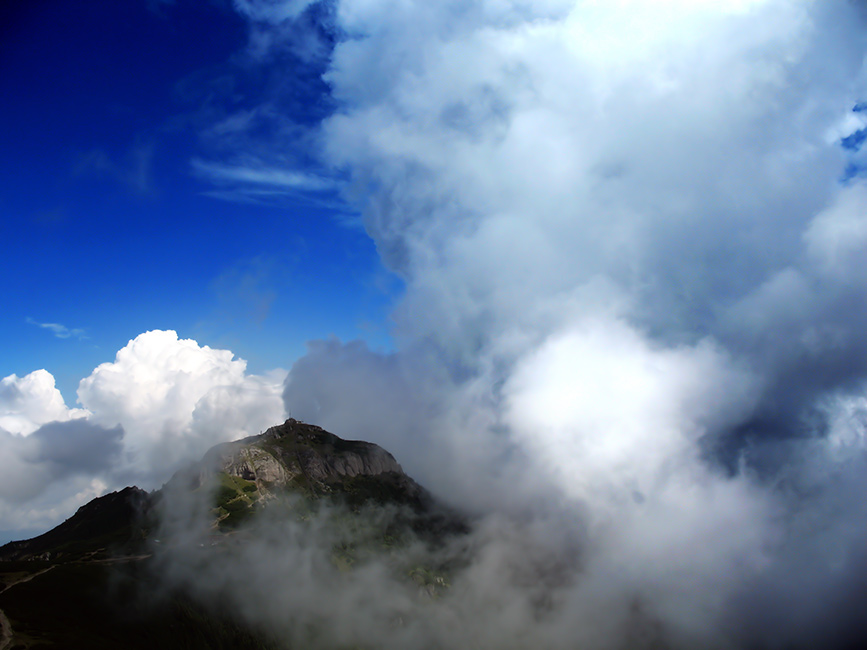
26,318,87,341
72,141,156,195
233,0,318,24
192,158,334,191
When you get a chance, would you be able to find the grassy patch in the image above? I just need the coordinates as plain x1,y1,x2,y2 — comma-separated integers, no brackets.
211,473,261,531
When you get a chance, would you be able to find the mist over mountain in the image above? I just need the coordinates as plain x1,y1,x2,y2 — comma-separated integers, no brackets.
0,417,865,649
0,420,469,648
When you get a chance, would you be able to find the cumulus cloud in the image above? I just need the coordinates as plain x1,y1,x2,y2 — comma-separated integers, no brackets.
0,371,117,534
0,331,286,540
283,339,421,458
307,0,867,479
0,370,88,436
502,320,761,503
0,475,112,544
804,182,867,277
78,330,287,481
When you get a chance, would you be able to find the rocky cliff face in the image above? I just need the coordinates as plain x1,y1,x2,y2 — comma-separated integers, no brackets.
194,419,421,503
1,419,463,559
205,418,405,488
158,419,450,534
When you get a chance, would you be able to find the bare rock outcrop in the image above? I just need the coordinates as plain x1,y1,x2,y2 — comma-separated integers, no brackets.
197,419,411,498
213,445,294,485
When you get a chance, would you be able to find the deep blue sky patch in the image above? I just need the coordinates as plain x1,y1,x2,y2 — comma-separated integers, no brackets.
1,0,396,401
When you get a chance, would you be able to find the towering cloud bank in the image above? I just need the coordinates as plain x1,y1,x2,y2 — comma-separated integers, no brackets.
78,329,286,477
272,0,867,646
0,331,285,536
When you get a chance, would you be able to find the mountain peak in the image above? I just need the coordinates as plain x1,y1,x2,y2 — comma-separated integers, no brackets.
0,420,468,648
181,418,420,511
1,419,461,559
214,417,405,483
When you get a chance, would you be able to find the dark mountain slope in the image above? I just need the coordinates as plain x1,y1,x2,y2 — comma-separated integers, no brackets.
0,486,152,563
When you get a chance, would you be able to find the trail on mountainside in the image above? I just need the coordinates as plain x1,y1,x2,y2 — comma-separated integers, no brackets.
0,565,57,650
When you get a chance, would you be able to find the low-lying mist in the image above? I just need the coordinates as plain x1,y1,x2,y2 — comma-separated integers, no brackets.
147,435,867,650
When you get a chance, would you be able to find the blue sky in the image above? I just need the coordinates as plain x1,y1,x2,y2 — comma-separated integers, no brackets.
1,0,397,402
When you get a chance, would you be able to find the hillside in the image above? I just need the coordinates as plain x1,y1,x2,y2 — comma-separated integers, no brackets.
0,486,153,563
0,419,466,649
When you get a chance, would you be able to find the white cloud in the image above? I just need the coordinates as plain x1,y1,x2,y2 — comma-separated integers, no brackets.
25,317,88,340
0,331,286,538
8,0,867,644
263,0,867,644
192,158,333,191
0,420,122,503
233,0,317,24
314,0,867,445
503,319,760,504
78,330,287,480
804,182,867,278
0,475,110,542
306,0,867,483
0,370,88,436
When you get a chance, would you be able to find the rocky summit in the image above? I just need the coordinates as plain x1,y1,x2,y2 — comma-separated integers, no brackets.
213,418,406,483
0,419,467,649
163,419,448,532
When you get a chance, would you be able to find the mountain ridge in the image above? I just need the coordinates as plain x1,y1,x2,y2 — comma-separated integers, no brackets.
2,418,456,560
0,418,465,649
0,486,152,563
